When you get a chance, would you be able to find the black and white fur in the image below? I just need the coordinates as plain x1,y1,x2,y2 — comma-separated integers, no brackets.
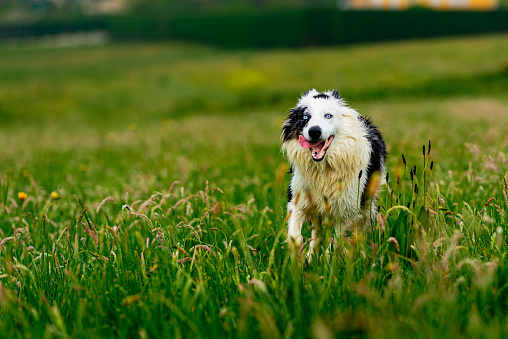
281,89,387,259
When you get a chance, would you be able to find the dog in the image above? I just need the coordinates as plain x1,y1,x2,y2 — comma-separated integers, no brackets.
281,89,387,259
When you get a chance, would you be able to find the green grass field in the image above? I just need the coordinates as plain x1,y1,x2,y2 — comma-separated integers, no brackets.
1,34,508,338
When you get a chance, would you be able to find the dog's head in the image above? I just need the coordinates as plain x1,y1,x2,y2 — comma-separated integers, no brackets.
282,89,351,162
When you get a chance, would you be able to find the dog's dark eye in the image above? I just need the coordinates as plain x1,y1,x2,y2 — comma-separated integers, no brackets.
303,115,309,120
325,114,333,119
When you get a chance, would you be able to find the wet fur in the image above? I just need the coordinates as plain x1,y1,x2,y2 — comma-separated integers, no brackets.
281,89,387,259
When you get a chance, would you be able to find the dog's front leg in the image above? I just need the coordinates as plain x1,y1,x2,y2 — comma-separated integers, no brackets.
307,215,322,262
287,202,305,248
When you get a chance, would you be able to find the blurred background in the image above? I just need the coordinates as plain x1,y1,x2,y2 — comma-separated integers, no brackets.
0,0,507,197
1,0,508,45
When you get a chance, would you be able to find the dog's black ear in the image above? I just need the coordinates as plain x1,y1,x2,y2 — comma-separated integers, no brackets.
331,89,341,100
303,88,316,97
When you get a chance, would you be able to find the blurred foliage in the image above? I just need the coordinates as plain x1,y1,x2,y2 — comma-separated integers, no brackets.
0,0,90,23
128,0,256,15
0,0,336,24
109,9,508,47
99,0,336,15
1,0,507,28
2,5,508,49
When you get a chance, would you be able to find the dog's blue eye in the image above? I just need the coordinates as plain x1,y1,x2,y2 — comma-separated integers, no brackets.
303,115,309,120
325,114,333,119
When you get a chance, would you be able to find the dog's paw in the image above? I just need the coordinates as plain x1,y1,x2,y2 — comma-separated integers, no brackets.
288,234,303,248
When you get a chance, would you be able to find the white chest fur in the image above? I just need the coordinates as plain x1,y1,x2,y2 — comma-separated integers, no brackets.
285,129,371,223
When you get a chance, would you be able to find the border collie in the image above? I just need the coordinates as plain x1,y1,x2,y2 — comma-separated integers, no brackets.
282,89,387,259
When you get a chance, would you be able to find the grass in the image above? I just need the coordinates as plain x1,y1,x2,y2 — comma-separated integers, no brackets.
1,34,508,338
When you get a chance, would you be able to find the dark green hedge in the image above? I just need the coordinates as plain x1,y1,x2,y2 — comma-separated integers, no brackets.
2,9,508,47
108,9,508,47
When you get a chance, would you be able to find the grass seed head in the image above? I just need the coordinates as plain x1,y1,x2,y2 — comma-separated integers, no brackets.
484,197,495,207
376,213,385,232
366,171,382,198
496,227,503,249
387,237,400,252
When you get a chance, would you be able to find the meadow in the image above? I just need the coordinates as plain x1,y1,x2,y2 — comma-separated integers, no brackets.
1,33,508,338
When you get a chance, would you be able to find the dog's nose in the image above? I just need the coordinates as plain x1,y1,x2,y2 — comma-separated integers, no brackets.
308,126,322,140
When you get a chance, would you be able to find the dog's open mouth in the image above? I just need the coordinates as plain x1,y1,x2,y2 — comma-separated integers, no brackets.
298,135,335,162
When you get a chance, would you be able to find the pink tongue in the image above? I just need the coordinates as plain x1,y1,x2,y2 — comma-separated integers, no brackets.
299,135,322,148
